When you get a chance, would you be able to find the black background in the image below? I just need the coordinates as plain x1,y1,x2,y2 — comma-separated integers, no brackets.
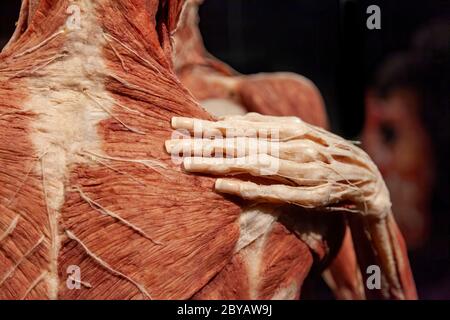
198,0,449,137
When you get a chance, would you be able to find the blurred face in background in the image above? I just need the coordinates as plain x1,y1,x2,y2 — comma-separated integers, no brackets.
363,89,434,249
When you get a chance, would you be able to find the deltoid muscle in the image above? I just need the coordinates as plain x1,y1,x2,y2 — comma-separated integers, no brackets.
0,0,415,300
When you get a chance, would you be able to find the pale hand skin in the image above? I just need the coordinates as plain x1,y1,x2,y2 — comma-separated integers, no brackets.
165,113,407,299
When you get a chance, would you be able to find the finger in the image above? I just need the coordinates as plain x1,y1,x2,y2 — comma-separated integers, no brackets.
165,138,280,158
166,137,330,164
183,154,281,176
183,155,376,185
215,178,361,208
171,117,305,140
280,140,377,175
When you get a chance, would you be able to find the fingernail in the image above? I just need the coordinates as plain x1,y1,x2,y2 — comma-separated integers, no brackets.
171,117,180,129
215,179,238,193
164,140,173,153
183,157,193,171
172,117,192,130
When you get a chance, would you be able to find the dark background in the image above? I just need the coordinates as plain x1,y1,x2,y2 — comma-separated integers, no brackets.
198,0,449,137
